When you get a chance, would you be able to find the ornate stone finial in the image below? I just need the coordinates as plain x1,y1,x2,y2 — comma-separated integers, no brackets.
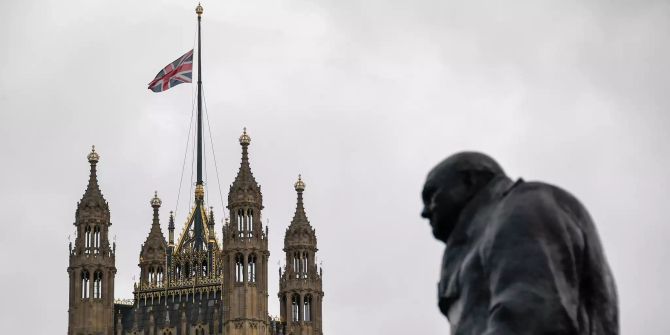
151,191,162,207
294,174,305,192
195,184,205,200
195,3,203,16
239,127,251,145
87,145,99,163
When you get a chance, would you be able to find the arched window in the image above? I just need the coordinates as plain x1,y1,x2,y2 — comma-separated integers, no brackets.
184,263,190,279
237,209,244,237
302,252,308,278
157,267,163,287
304,294,312,321
147,266,154,285
291,294,300,322
93,226,101,252
81,270,90,299
192,261,198,277
235,253,244,282
201,260,208,277
246,209,254,238
293,252,300,278
248,254,257,283
93,271,103,298
84,226,92,252
175,264,182,280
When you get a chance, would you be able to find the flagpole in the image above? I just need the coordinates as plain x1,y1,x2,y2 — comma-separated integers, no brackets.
196,3,204,187
193,3,206,252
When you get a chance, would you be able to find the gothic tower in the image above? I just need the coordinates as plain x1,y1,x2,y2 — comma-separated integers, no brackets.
138,192,167,291
123,174,223,334
278,176,324,335
222,128,270,335
68,146,117,335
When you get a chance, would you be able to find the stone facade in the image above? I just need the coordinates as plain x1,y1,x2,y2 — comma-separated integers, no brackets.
67,130,324,335
68,146,117,335
220,129,271,335
278,176,324,335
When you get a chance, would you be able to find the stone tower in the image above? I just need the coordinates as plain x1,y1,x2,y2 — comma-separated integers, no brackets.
122,170,223,333
68,146,117,335
278,176,324,335
138,192,168,291
222,128,271,335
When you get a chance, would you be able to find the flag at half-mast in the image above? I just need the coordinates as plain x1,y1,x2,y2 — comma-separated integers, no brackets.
148,49,194,92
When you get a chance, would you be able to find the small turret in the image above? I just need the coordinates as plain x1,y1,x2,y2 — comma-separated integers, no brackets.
279,175,324,335
221,128,270,334
76,145,109,229
168,211,175,246
68,146,116,335
137,191,167,290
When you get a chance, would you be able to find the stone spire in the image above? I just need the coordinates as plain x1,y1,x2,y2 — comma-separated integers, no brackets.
168,210,175,246
228,127,263,209
285,175,316,248
68,146,116,335
279,175,324,335
222,127,270,334
137,192,167,289
77,145,109,218
144,191,167,247
290,175,309,227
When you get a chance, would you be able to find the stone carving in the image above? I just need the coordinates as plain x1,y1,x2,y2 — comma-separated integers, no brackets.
421,152,618,334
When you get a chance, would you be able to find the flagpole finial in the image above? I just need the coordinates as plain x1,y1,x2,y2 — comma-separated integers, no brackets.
196,3,203,17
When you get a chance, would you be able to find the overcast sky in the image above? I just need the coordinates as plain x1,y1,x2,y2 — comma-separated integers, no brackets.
1,0,669,333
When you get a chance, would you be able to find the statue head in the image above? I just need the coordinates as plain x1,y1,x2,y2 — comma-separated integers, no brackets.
421,152,505,242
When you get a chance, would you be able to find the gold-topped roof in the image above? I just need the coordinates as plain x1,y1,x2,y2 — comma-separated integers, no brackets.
87,145,99,163
195,3,203,16
294,174,305,192
150,191,162,207
239,127,251,145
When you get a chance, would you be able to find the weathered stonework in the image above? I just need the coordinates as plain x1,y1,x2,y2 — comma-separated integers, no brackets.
68,146,117,335
277,176,324,335
67,130,325,335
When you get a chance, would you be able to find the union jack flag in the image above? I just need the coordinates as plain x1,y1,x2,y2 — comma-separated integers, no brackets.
148,49,194,92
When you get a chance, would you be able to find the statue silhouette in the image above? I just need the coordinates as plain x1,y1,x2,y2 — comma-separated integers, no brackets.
421,152,618,334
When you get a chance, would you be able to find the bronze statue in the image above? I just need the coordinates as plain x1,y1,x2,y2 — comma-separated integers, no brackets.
421,152,618,334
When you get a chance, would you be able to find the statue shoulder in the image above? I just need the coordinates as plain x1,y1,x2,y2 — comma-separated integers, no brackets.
483,181,590,243
504,181,590,221
479,180,589,267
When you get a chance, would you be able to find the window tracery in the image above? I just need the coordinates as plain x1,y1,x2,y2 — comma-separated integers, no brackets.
291,294,300,322
248,254,257,283
235,253,244,282
81,270,90,299
93,271,102,298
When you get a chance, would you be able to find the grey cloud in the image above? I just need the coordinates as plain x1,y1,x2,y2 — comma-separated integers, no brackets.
0,0,668,333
